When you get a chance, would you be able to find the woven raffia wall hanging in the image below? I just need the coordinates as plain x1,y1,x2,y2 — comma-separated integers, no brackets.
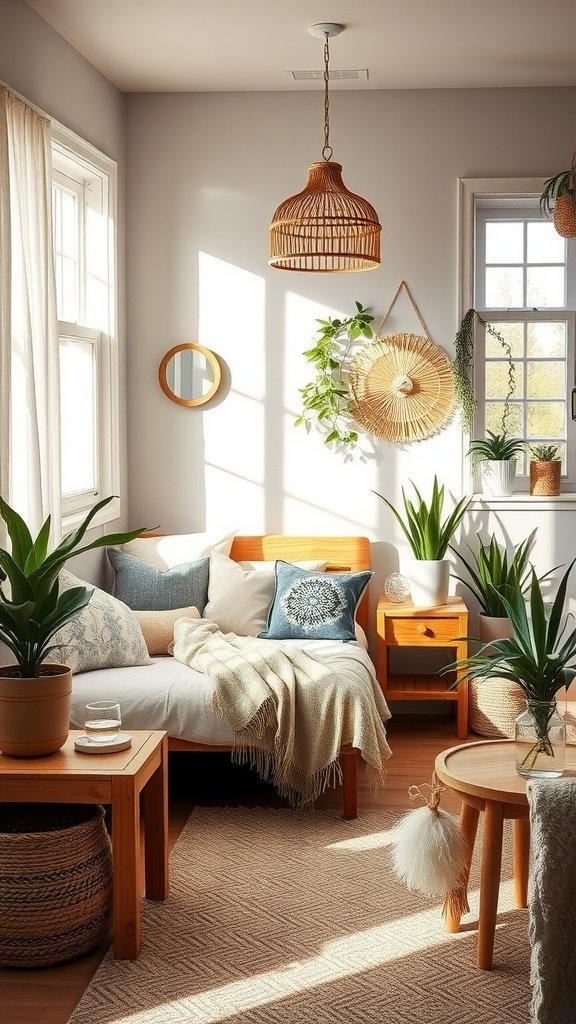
348,282,455,444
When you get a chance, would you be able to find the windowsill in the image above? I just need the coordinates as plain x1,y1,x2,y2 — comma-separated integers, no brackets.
469,493,576,512
62,496,122,536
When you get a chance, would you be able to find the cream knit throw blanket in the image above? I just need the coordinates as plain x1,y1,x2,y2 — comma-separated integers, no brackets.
527,777,576,1024
173,617,391,807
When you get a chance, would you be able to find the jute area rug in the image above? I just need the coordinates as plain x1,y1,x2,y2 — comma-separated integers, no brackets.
69,807,529,1024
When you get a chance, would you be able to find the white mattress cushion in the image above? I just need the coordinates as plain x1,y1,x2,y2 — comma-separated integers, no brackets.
121,530,235,570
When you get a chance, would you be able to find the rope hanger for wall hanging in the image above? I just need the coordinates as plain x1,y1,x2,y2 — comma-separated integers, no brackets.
348,281,455,443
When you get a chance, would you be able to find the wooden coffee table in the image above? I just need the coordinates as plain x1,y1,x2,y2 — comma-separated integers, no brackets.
435,738,576,970
0,730,168,960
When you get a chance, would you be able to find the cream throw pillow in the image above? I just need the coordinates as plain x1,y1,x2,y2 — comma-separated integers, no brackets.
122,530,236,570
134,607,200,656
204,552,276,636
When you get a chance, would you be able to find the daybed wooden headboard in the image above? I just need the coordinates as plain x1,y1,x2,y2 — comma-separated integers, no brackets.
230,536,371,633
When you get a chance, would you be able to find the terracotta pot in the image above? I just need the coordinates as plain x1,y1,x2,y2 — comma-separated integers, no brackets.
0,665,72,757
529,460,561,497
406,559,449,608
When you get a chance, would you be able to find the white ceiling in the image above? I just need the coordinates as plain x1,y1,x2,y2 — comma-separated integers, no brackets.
25,0,576,93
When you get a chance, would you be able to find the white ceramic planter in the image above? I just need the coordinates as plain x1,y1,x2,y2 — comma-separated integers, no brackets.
407,559,450,608
480,459,516,497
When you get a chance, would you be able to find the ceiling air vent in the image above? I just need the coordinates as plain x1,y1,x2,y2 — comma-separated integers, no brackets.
284,69,369,81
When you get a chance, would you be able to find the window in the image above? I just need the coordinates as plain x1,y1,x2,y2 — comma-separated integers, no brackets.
460,179,576,492
51,125,119,527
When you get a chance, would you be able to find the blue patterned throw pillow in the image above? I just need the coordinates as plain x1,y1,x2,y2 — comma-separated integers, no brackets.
107,548,210,612
259,561,373,641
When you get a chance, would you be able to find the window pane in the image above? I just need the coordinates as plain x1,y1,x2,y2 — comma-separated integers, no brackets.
485,402,523,436
527,361,566,400
526,266,565,307
527,222,565,264
60,189,77,257
61,257,78,322
486,361,524,400
527,322,566,357
485,221,523,263
485,321,524,358
60,340,96,495
526,402,565,438
485,267,523,307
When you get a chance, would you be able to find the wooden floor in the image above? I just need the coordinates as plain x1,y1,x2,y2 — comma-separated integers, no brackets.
0,716,469,1024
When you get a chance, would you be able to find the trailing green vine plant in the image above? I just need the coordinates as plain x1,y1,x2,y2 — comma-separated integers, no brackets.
294,301,374,449
453,309,516,436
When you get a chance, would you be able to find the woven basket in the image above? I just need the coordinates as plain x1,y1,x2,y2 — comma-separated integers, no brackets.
529,460,561,496
469,678,526,738
0,804,112,968
553,192,576,238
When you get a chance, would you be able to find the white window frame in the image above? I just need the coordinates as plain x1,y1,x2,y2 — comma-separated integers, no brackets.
51,123,120,531
459,178,576,497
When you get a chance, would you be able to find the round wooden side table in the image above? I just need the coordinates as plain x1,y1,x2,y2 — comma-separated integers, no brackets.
435,738,576,970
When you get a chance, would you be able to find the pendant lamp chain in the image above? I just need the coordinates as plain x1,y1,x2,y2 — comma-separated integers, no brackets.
322,33,333,161
268,22,382,272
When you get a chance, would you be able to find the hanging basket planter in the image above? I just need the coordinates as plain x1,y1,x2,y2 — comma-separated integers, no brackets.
553,192,576,238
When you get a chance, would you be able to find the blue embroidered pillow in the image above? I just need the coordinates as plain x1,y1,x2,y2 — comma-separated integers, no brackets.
107,548,210,612
259,561,373,641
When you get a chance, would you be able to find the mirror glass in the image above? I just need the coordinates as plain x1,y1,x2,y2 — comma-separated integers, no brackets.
159,343,221,407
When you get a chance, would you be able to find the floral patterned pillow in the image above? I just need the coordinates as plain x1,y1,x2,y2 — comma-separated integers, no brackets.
259,561,373,642
49,570,151,674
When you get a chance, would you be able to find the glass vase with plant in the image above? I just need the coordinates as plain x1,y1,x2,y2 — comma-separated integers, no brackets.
374,476,471,607
447,561,576,778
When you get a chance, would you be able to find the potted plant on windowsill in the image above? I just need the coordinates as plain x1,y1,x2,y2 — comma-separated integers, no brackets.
374,476,471,608
450,531,536,737
447,561,576,778
540,155,576,239
0,495,145,757
467,431,524,497
528,444,562,497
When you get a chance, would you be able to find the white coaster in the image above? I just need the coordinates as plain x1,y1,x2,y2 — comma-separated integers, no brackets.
74,733,132,754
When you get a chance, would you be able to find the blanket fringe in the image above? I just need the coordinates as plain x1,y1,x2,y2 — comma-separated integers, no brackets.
232,737,343,808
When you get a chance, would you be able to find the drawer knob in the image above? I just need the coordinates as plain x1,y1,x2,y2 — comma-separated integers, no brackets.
418,624,432,636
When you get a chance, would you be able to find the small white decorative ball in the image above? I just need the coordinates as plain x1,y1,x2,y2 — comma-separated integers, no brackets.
384,573,411,603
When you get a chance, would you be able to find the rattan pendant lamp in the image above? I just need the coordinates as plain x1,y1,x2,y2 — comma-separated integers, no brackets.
269,23,381,273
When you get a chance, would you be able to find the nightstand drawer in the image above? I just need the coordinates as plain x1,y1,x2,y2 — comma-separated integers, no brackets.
385,617,460,645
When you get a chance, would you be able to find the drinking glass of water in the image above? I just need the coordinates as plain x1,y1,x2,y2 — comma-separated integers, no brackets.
84,701,121,743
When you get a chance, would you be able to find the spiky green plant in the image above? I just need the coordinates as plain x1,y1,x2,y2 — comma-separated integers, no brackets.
467,430,524,464
0,495,145,677
447,561,576,766
529,444,561,462
540,166,576,217
374,477,471,561
450,533,535,618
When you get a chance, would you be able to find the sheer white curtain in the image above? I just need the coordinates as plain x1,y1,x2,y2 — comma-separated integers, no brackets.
0,86,61,539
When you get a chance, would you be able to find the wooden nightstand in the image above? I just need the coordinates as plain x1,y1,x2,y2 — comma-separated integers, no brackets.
376,596,469,738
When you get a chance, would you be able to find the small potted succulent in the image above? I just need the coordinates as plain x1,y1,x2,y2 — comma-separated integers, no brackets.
467,431,524,497
540,155,576,238
528,444,562,497
374,476,471,607
0,495,144,757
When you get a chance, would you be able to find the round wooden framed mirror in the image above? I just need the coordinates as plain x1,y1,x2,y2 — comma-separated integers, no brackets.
158,342,221,407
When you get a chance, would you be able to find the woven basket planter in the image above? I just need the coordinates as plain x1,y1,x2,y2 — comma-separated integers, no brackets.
469,677,526,738
529,460,561,496
553,192,576,238
0,803,112,968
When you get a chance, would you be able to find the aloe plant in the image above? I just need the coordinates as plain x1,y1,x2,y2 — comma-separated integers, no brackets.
529,444,561,462
450,533,535,618
467,431,524,464
374,477,471,560
447,561,576,764
0,496,145,677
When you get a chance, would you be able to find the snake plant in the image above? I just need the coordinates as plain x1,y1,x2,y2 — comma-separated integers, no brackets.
374,476,471,561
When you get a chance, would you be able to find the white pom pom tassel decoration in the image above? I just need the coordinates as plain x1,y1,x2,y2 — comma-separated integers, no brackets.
392,772,470,919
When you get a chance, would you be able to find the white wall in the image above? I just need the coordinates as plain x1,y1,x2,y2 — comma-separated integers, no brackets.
0,0,127,583
125,86,576,627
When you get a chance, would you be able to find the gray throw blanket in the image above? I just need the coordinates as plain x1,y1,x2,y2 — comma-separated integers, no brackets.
527,777,576,1024
173,617,391,807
